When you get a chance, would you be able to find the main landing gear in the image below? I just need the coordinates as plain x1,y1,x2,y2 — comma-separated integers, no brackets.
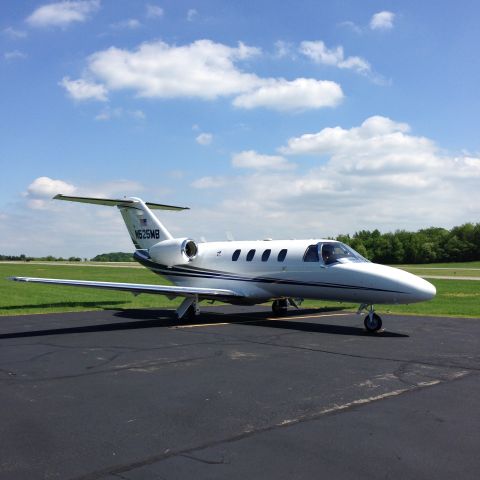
272,299,289,315
176,296,200,320
358,304,383,333
271,298,301,315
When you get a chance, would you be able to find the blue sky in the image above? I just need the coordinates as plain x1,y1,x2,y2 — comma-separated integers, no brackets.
1,1,479,257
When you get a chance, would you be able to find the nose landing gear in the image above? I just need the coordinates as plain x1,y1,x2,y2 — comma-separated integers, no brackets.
357,304,383,333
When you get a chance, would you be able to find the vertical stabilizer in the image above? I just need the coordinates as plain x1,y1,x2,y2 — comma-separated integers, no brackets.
53,194,188,250
119,197,173,249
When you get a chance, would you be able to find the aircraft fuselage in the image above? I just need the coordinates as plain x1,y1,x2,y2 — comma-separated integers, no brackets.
134,239,436,306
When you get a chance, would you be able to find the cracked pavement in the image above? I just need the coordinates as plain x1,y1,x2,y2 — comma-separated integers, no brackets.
0,306,479,479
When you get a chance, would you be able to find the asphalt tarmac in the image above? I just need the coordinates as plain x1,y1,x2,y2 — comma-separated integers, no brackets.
0,306,479,480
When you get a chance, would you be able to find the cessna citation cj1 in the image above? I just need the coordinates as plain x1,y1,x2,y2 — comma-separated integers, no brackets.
11,195,436,332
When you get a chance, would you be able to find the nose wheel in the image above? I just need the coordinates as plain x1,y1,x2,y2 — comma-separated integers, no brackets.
358,304,383,333
364,312,382,332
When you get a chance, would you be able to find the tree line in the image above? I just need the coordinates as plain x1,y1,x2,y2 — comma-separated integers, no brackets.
0,252,133,262
336,223,480,264
0,254,83,262
2,223,479,265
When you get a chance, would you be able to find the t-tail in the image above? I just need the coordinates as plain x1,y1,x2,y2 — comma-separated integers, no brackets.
54,194,189,250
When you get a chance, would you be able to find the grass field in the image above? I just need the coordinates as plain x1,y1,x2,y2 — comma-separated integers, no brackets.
0,262,479,318
398,261,480,278
399,261,480,269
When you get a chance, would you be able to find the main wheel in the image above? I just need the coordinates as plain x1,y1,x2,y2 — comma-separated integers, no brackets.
272,299,288,315
364,313,382,332
177,304,196,322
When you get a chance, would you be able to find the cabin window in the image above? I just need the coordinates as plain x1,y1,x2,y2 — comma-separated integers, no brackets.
232,249,241,261
277,249,287,262
261,249,271,261
303,244,320,262
246,249,256,261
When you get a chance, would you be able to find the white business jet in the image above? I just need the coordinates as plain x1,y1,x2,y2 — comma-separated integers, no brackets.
10,195,436,332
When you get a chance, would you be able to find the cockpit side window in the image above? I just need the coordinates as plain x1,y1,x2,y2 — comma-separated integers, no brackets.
321,242,364,265
303,244,320,262
322,243,336,265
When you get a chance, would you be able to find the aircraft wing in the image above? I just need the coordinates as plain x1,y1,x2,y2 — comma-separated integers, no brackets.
9,276,242,300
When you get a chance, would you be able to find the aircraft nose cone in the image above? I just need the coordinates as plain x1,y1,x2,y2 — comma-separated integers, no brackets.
414,278,436,301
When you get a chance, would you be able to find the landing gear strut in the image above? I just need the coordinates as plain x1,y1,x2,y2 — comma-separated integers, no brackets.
176,296,200,320
358,304,383,333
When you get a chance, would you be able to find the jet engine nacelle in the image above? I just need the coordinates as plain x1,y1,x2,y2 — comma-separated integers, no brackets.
148,238,198,267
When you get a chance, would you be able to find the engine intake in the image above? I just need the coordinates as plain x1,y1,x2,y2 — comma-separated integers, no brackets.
148,238,198,267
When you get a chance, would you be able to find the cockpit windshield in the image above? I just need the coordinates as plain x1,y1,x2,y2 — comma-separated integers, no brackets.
321,242,368,265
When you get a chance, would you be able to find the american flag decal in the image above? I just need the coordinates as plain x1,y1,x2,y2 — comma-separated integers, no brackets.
140,218,148,226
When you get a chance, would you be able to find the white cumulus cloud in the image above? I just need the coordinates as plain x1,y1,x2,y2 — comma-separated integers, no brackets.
191,117,480,240
370,11,395,31
26,0,100,28
25,176,77,208
146,4,164,19
232,150,296,170
5,178,147,256
337,20,362,34
300,40,371,74
273,40,294,58
95,108,145,121
191,176,227,189
27,176,77,198
61,39,345,112
196,133,213,145
280,115,436,174
233,78,343,112
110,18,142,29
86,39,261,99
59,76,108,101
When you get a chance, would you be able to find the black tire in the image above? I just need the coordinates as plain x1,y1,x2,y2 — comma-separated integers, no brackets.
178,305,196,322
364,313,382,332
272,299,288,315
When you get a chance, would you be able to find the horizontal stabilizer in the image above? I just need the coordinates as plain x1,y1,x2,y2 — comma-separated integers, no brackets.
9,277,242,300
54,194,189,211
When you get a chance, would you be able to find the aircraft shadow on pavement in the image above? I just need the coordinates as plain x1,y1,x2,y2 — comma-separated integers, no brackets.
0,317,174,340
113,306,344,320
0,308,408,339
114,307,408,337
0,301,126,311
244,319,408,338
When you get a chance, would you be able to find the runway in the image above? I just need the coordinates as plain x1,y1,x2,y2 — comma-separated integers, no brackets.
0,306,479,479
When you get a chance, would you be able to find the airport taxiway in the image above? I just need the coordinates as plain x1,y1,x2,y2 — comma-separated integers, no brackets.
0,306,479,479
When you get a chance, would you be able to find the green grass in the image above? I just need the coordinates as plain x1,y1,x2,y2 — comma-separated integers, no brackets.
303,279,480,318
0,263,180,315
398,268,480,278
398,260,480,269
397,260,480,278
1,262,479,318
